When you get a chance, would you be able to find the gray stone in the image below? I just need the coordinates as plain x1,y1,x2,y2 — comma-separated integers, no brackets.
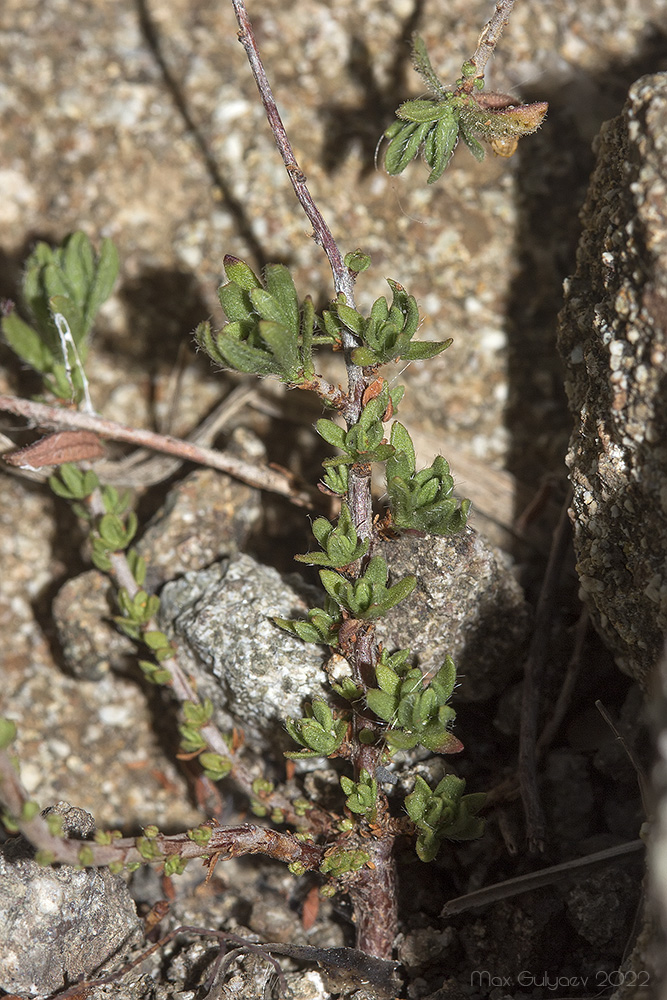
557,73,667,688
137,460,262,592
158,528,529,754
565,870,637,948
377,528,530,702
52,569,136,680
158,554,328,750
0,801,143,997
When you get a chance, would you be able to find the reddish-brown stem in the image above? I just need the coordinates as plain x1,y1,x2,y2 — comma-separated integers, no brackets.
229,0,353,306
228,1,402,958
348,833,398,958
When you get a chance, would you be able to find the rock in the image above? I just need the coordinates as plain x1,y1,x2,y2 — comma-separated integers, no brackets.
53,568,136,680
158,554,328,750
0,801,143,997
378,528,530,702
564,870,637,948
158,526,529,755
557,73,667,687
137,455,262,593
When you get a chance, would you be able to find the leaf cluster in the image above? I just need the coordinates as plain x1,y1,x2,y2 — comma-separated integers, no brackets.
1,232,118,399
340,768,378,816
179,699,215,753
386,423,471,534
320,556,415,621
319,847,370,877
330,280,451,366
284,700,347,759
367,651,463,753
294,503,368,568
274,596,342,646
384,35,547,182
316,382,402,470
91,488,138,572
405,774,486,861
194,256,335,384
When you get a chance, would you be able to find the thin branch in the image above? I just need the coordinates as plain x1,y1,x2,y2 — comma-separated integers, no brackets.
0,393,318,508
468,0,517,81
82,484,331,832
229,1,354,305
228,0,369,432
536,606,588,756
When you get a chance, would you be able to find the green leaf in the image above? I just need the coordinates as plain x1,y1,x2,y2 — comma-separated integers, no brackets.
375,662,401,696
336,302,365,336
432,656,457,703
426,112,460,184
411,34,449,98
199,752,232,781
397,99,451,123
459,119,485,161
384,121,431,175
179,724,207,753
1,313,52,373
84,238,119,331
257,319,301,379
344,250,371,273
223,255,262,291
366,688,397,722
316,418,347,449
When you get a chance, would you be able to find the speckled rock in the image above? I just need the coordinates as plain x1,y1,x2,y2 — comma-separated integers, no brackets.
158,527,528,756
378,528,530,701
557,73,667,687
137,440,263,591
0,801,143,997
158,553,328,750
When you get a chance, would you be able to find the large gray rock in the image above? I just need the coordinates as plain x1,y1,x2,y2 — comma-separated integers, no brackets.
0,801,143,997
158,554,328,750
158,529,529,757
377,528,530,702
557,73,667,688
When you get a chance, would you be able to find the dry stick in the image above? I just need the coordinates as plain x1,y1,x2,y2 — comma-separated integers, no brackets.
0,393,317,508
536,605,588,756
485,604,588,810
595,700,653,820
93,381,259,487
518,489,573,851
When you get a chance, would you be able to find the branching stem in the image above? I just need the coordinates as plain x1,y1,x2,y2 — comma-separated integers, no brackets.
0,745,324,870
229,0,395,955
